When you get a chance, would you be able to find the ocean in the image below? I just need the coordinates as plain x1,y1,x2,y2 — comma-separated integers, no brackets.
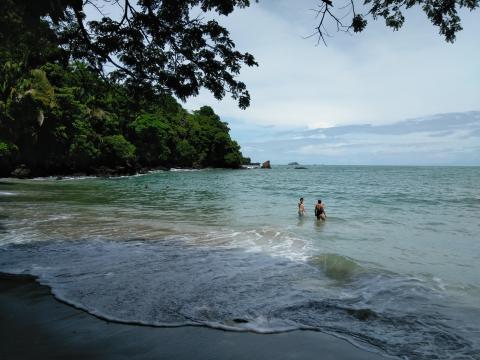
1,166,479,359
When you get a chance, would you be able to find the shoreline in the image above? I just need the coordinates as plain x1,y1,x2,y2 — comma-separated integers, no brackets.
0,272,386,360
1,165,260,180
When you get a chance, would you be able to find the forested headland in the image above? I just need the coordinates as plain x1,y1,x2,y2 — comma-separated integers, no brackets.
0,61,245,177
0,1,248,178
1,0,476,177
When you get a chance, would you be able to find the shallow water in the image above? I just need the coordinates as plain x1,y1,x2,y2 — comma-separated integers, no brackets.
1,166,479,359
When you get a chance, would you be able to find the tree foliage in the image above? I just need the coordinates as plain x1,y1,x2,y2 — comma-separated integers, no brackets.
310,0,478,45
1,0,476,107
6,0,257,109
1,0,476,176
0,61,244,176
0,1,245,176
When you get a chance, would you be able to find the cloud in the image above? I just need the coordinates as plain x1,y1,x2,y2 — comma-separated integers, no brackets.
184,1,480,129
83,1,480,166
302,111,480,137
239,111,480,165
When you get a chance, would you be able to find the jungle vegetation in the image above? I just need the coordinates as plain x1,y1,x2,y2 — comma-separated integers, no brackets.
1,0,476,176
0,0,248,177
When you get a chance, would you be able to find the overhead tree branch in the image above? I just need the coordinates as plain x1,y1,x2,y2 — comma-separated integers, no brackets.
73,7,138,79
309,0,478,45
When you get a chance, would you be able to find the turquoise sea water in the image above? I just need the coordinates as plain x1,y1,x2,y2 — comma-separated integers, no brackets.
1,166,479,359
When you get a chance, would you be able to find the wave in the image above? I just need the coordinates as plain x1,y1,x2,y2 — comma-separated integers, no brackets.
308,254,364,282
0,191,17,196
1,238,478,359
449,197,480,206
273,297,476,359
182,227,313,262
31,176,97,181
170,168,203,172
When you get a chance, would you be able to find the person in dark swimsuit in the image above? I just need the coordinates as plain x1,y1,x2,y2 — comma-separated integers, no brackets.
314,199,326,221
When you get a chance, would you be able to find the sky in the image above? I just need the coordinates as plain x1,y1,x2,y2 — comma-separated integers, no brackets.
238,111,480,165
86,1,480,165
182,1,480,165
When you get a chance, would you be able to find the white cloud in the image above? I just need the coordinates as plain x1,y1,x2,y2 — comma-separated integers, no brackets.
240,112,480,165
84,2,480,165
184,1,480,129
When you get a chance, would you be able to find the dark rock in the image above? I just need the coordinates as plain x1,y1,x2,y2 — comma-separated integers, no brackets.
261,160,271,169
115,166,133,175
232,318,249,323
11,165,31,178
93,166,116,177
294,167,308,169
150,165,170,172
346,308,378,321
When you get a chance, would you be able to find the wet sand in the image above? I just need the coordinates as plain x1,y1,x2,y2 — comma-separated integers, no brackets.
0,273,386,360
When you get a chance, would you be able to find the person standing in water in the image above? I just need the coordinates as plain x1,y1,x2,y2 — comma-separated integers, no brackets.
315,199,326,221
298,197,306,216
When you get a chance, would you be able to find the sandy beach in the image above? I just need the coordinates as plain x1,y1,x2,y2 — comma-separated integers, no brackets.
0,273,385,360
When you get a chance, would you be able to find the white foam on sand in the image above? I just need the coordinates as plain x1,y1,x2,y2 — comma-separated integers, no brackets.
170,168,201,172
176,227,313,262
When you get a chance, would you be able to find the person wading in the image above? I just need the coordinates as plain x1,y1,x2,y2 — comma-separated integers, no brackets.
298,197,306,216
314,199,326,221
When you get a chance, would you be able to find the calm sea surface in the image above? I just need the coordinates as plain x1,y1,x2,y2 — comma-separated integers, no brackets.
1,166,479,359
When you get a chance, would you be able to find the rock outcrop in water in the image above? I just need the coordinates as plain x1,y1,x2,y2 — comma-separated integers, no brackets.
11,165,31,179
261,160,271,169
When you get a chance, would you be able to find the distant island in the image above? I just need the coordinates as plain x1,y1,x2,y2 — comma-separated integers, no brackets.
288,162,299,166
